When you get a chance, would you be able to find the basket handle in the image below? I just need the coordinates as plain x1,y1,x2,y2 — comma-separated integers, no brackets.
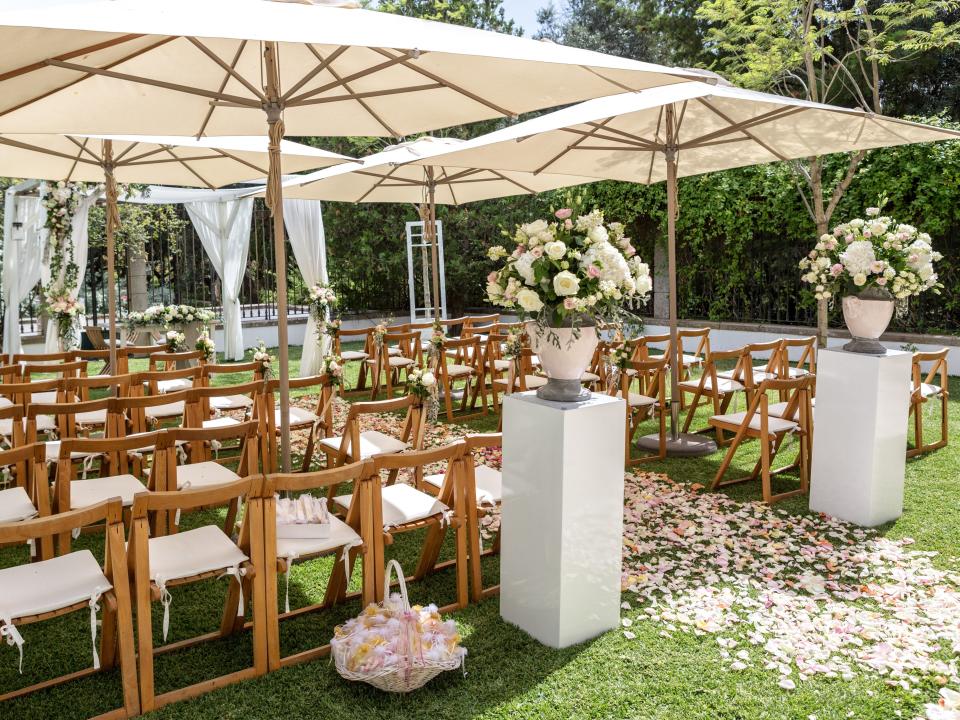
384,559,411,612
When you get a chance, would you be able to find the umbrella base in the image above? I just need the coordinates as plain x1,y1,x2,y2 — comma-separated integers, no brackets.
637,432,717,457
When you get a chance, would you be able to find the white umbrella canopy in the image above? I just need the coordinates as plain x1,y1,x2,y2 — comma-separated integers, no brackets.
0,0,701,475
0,134,351,187
274,136,597,317
421,81,960,456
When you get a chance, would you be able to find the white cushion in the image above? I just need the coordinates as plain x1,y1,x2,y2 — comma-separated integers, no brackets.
648,352,701,366
768,398,815,420
30,391,62,404
717,368,777,383
385,356,414,368
203,416,241,429
785,366,812,378
444,363,474,377
0,416,56,436
0,397,12,409
157,378,192,393
919,382,943,398
44,440,98,464
618,391,657,408
425,464,502,505
340,350,368,362
386,347,401,357
276,514,361,560
210,394,253,411
0,487,37,523
175,461,240,490
144,400,185,420
335,483,448,527
75,408,107,425
493,359,512,372
0,550,110,620
709,411,798,434
147,525,248,584
318,430,408,460
274,406,319,428
679,377,744,393
581,371,600,383
70,474,148,509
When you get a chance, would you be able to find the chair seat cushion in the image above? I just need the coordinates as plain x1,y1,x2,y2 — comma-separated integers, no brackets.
581,371,600,383
70,474,148,509
425,464,502,505
203,416,241,430
385,356,414,368
649,352,701,366
767,398,816,420
144,401,185,420
318,430,408,460
0,550,110,620
157,378,192,394
920,382,943,398
335,483,449,527
618,391,657,408
0,397,12,409
75,408,107,425
0,415,56,436
276,514,361,560
786,366,812,378
679,377,744,393
45,440,99,464
709,411,798,434
716,368,777,383
175,461,240,490
147,525,248,584
0,487,37,523
493,359,512,372
340,350,369,362
210,394,253,411
274,406,319,428
444,363,475,378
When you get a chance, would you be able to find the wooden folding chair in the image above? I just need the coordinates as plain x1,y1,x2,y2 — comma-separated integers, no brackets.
708,376,814,503
352,443,468,610
615,357,668,464
259,460,377,670
0,363,23,385
128,476,267,712
909,348,949,457
75,347,113,376
11,350,74,365
433,335,488,422
333,326,372,392
200,361,264,414
263,375,334,473
776,336,817,379
366,329,421,399
148,350,206,383
64,374,133,435
0,404,26,451
126,373,196,432
0,498,140,717
116,344,167,375
0,442,53,560
25,397,113,478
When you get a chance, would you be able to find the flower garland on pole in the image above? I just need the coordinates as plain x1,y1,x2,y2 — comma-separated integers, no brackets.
306,283,337,353
42,181,87,351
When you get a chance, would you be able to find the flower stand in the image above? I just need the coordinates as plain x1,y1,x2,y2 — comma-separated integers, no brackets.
809,348,912,526
500,391,625,648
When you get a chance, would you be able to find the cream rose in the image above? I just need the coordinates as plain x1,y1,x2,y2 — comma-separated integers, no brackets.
516,287,544,313
553,270,580,297
544,240,567,260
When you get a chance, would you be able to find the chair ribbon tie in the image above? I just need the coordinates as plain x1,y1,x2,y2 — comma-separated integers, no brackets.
341,537,363,589
210,439,222,460
81,453,98,481
1,617,24,674
156,575,174,642
88,589,105,670
218,565,247,618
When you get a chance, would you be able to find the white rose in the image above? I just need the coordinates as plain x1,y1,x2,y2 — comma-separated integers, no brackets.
587,225,609,244
637,275,652,295
516,287,544,313
486,282,503,299
553,270,580,297
853,273,867,286
514,252,537,286
544,240,567,260
420,371,436,387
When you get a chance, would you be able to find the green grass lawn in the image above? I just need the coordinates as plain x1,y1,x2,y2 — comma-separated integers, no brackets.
1,346,957,720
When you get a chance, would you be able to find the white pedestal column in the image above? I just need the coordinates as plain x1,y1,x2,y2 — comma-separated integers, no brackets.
809,348,911,526
500,391,626,648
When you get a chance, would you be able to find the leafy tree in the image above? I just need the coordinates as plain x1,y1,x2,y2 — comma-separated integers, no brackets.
696,0,960,343
378,0,520,33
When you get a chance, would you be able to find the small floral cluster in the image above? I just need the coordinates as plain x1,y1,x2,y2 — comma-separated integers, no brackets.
371,322,388,349
407,365,437,402
485,204,652,324
501,327,524,361
427,319,446,362
195,332,216,362
799,205,942,301
253,340,273,380
43,181,88,350
331,598,466,675
165,330,187,352
325,318,342,338
126,304,216,329
606,342,633,371
43,293,84,351
321,354,344,387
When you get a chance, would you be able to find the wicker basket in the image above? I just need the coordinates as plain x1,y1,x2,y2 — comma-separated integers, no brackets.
332,560,464,693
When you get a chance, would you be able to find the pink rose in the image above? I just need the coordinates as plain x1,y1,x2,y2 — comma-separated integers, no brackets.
587,265,601,278
869,261,884,274
830,263,843,276
863,230,872,238
624,244,636,257
530,246,544,258
487,271,498,282
876,277,887,286
564,219,573,230
555,208,572,219
563,297,578,310
845,234,854,243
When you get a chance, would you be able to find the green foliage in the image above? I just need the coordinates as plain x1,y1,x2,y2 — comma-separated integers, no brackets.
377,0,520,33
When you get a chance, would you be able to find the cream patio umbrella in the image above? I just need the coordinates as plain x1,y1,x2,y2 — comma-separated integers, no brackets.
414,80,960,456
268,135,598,318
0,133,352,378
0,0,702,471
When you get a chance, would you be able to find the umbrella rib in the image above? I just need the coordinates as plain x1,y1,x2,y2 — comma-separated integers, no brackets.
0,135,100,165
210,147,268,177
303,44,400,137
0,37,177,121
562,125,656,150
112,140,143,164
123,153,230,166
534,117,615,174
43,59,261,108
285,51,417,106
282,45,349,102
0,34,145,82
687,100,801,160
160,146,216,189
438,167,459,207
115,144,172,164
197,40,248,139
356,165,400,203
64,137,91,183
584,121,662,148
646,106,665,184
371,47,515,118
186,37,266,102
65,135,104,163
489,169,537,195
291,83,445,106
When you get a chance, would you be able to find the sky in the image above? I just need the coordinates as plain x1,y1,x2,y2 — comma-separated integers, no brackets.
501,0,546,36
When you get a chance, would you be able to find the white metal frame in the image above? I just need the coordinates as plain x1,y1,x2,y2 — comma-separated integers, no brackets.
405,219,446,321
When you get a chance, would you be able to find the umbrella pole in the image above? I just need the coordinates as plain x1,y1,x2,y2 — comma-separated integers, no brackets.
264,41,292,473
426,170,441,319
103,140,119,383
638,105,716,458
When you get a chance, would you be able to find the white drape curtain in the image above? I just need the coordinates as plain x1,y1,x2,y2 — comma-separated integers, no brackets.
2,183,44,356
42,188,98,353
283,199,329,377
184,199,253,361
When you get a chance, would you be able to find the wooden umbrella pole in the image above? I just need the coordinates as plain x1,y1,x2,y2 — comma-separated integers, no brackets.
665,105,681,442
264,41,292,473
103,139,120,383
426,168,441,319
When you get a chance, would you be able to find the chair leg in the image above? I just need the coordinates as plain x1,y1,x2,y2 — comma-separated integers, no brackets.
760,435,773,504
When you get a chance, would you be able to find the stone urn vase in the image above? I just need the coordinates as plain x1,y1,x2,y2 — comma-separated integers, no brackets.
841,287,895,355
526,316,598,403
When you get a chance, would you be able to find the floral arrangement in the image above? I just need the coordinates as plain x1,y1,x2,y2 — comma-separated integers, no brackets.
307,283,337,318
326,318,342,339
42,181,87,350
331,598,466,679
125,304,216,330
407,366,437,401
501,327,524,361
195,332,216,362
799,204,942,302
321,354,344,388
43,294,84,351
165,330,187,353
253,340,274,380
485,204,652,335
427,319,446,363
371,322,387,351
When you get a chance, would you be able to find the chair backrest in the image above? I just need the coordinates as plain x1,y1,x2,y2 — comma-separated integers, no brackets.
26,396,114,443
912,348,949,394
463,432,502,452
634,333,672,361
168,420,260,483
775,336,817,377
0,377,63,409
0,442,48,524
65,373,133,402
0,404,26,448
0,498,123,566
148,350,205,372
677,327,710,362
0,364,22,384
371,441,465,506
186,379,265,428
83,325,109,350
11,350,75,364
201,361,264,385
262,459,371,529
131,366,201,397
334,325,372,355
338,394,426,460
21,359,87,383
74,348,114,375
382,330,422,363
435,335,483,377
463,313,499,331
742,339,784,377
619,355,669,400
110,388,192,435
117,344,167,374
742,375,815,432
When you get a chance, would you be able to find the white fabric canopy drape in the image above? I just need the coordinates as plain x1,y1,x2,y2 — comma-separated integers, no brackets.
283,199,329,377
2,182,44,356
184,198,253,361
41,187,98,353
